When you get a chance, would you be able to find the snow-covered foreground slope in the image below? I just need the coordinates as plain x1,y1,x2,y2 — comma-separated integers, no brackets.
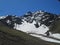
30,34,60,43
51,33,60,39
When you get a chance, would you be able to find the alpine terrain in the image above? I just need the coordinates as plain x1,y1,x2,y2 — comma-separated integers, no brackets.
0,10,60,45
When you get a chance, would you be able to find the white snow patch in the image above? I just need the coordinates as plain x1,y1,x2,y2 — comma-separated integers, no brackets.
6,20,11,24
14,20,49,34
30,34,60,43
0,16,6,19
51,33,60,39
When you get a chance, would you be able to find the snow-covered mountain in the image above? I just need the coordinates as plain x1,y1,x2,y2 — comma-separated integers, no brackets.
0,10,60,43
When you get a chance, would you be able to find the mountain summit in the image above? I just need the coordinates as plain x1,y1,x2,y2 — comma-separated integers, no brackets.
0,10,60,44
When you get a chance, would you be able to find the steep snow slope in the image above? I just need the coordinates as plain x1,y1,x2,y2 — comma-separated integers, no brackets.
14,20,49,34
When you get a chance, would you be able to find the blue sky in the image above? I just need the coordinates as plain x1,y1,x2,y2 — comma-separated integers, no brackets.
0,0,60,16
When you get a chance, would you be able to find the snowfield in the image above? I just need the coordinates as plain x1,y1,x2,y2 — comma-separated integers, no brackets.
14,20,49,34
30,34,60,43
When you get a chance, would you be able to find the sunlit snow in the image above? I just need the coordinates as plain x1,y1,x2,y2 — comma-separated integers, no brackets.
30,34,60,43
51,33,60,39
0,16,6,19
14,20,49,34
